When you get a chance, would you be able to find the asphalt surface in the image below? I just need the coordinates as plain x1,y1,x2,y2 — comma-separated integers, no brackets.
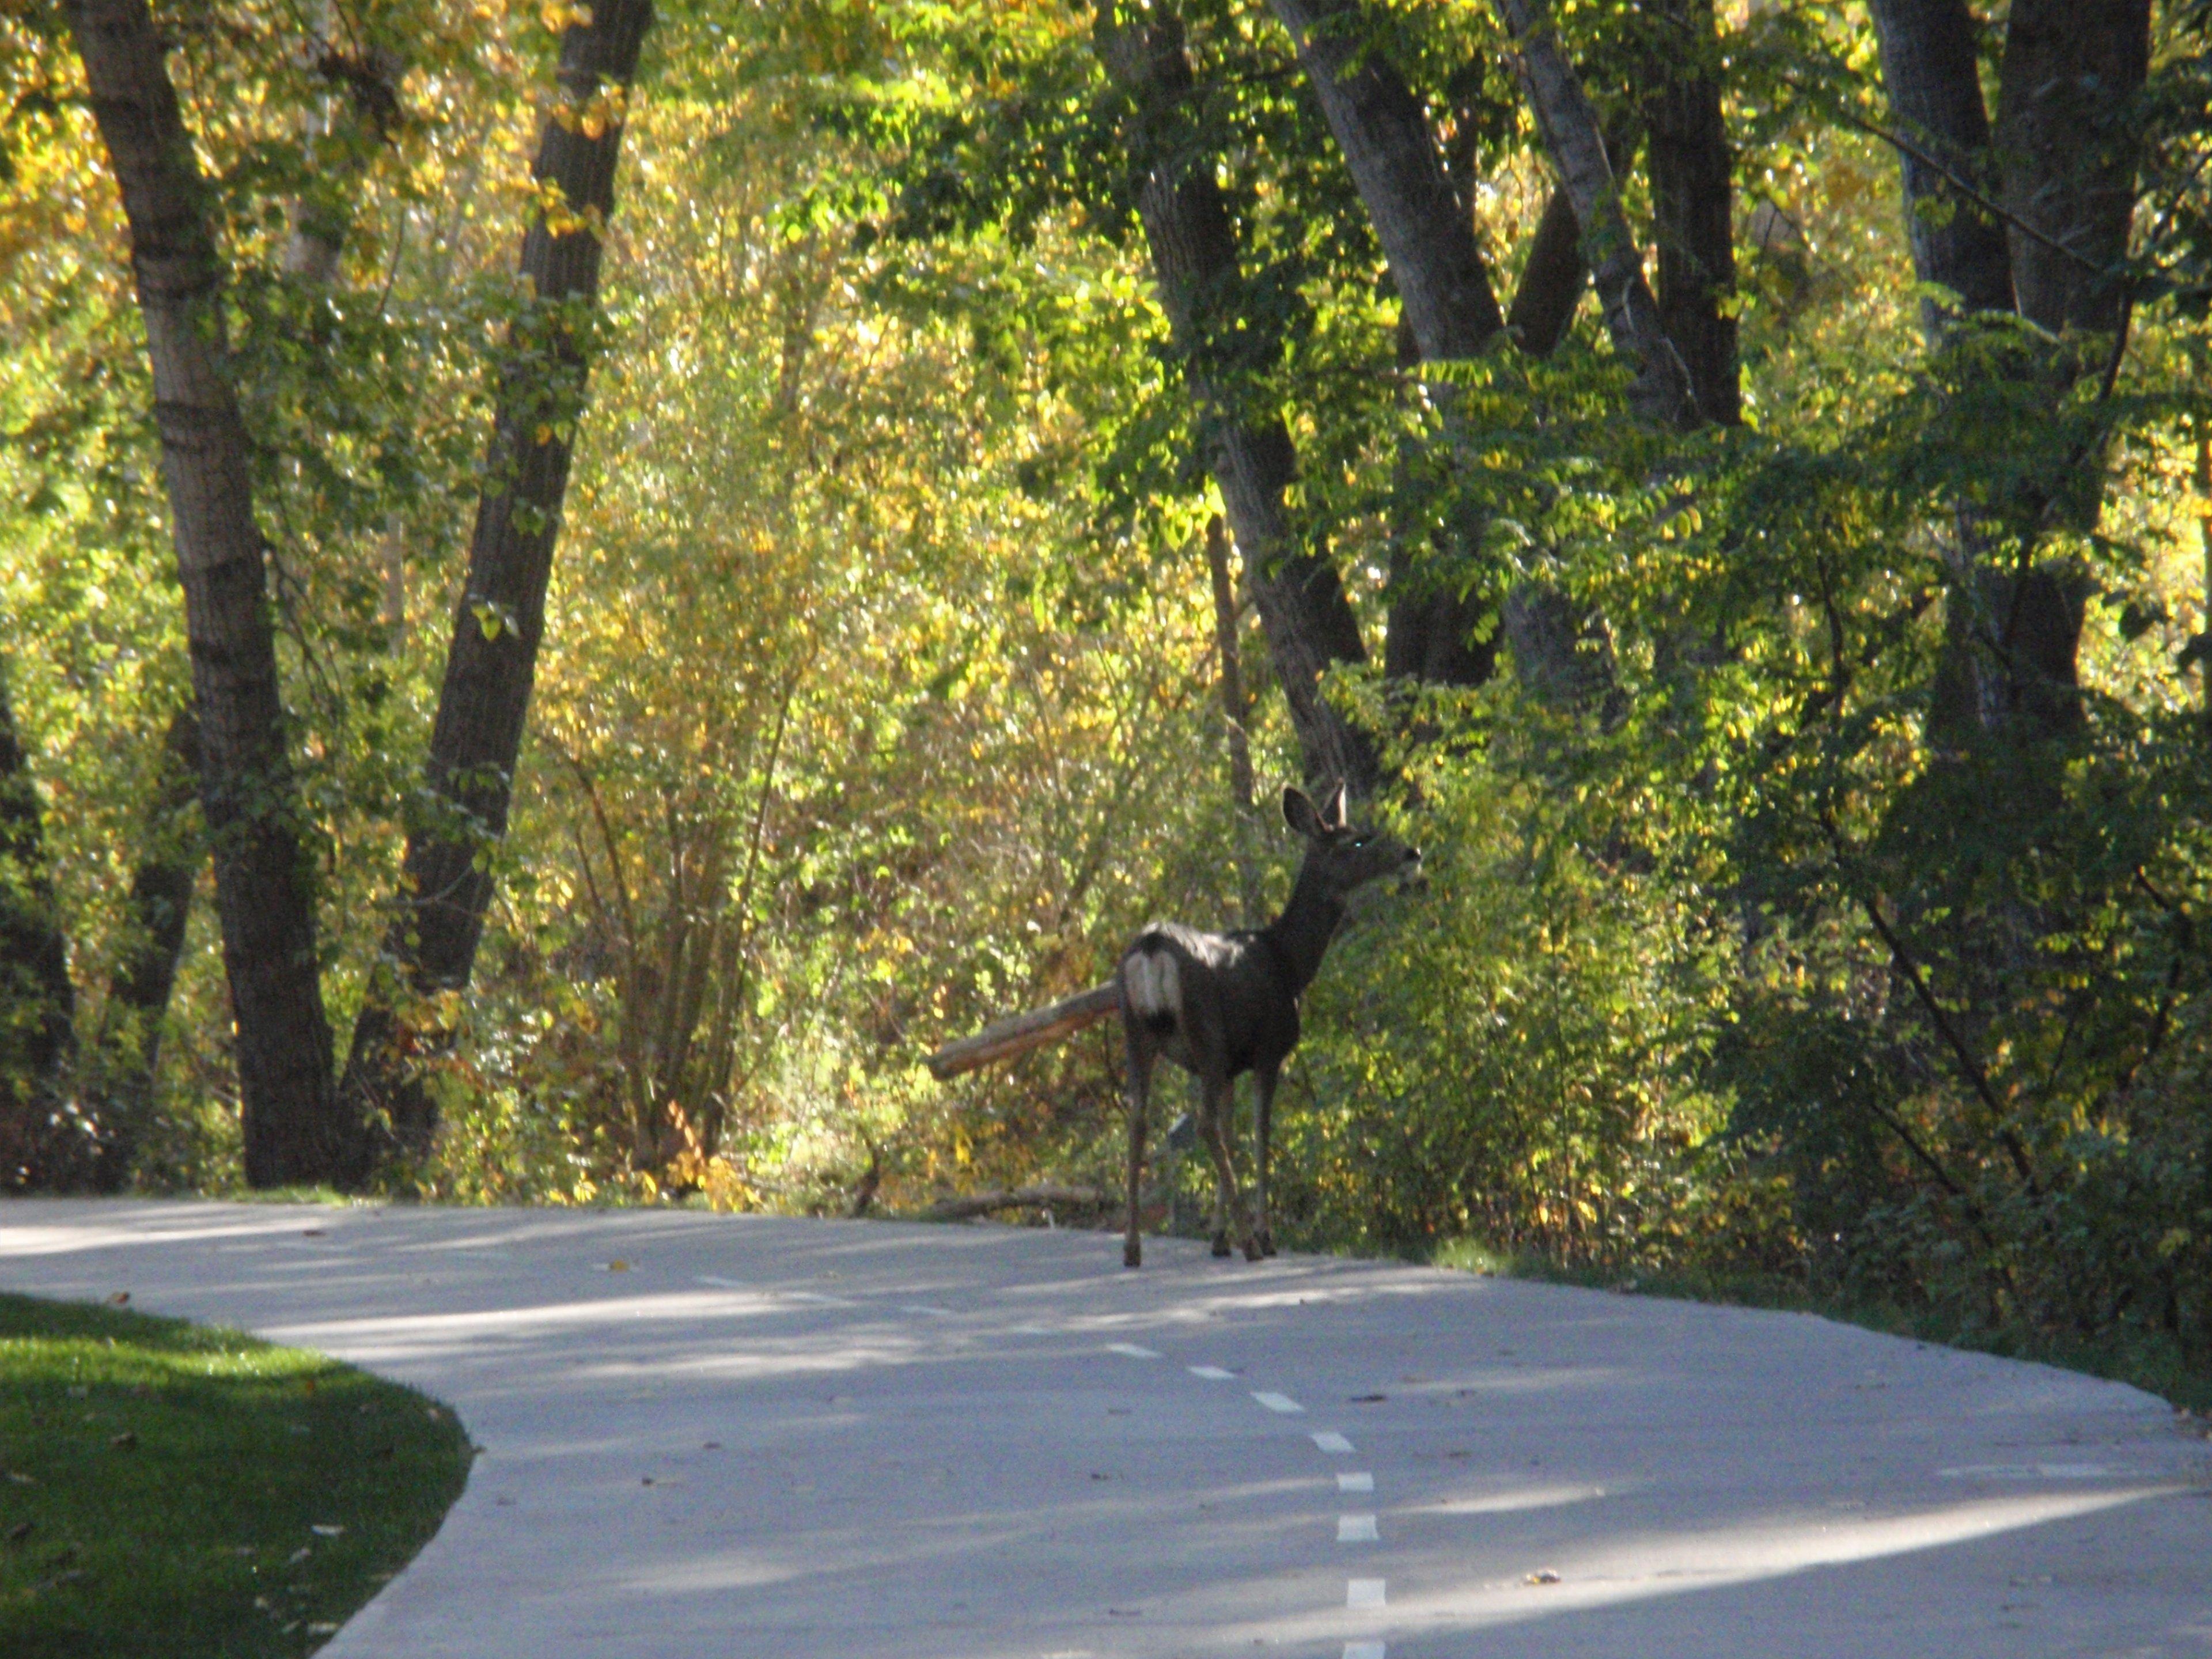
4,1199,2208,1657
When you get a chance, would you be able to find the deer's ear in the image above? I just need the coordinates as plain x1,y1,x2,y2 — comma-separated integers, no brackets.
1322,780,1349,830
1282,785,1324,839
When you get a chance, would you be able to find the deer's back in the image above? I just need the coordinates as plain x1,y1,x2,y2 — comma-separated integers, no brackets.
1120,923,1298,1077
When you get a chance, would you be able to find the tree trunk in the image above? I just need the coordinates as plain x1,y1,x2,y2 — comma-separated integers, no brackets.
1267,0,1503,358
1270,3,1638,704
1865,0,2016,339
1489,0,1698,427
90,708,202,1192
1095,3,1377,796
1,668,76,1187
1380,317,1498,696
1994,0,2147,340
1205,515,1267,923
343,0,656,1165
1507,186,1589,357
1263,2,1508,699
1641,0,1738,426
66,0,347,1188
1870,0,2148,746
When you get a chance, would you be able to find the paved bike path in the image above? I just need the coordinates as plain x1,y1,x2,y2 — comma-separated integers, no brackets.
5,1199,2207,1657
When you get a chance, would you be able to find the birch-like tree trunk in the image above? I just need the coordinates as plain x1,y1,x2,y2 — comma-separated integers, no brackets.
342,0,655,1164
66,0,349,1187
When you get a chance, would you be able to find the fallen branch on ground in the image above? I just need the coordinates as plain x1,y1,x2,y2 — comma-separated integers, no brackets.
924,982,1120,1080
922,1183,1107,1222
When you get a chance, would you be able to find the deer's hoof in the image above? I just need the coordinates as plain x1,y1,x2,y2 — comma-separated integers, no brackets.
1241,1238,1264,1263
1210,1233,1233,1258
1259,1232,1278,1257
1123,1242,1142,1269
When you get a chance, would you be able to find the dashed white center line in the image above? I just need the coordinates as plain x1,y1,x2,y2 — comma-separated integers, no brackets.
1188,1365,1237,1381
694,1275,746,1289
1312,1431,1355,1454
1347,1578,1387,1609
780,1290,855,1306
900,1304,955,1317
1338,1471,1374,1493
1252,1391,1304,1414
1344,1643,1387,1659
1337,1514,1379,1543
1106,1342,1161,1359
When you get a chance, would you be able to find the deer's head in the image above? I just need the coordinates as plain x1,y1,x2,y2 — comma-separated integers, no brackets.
1282,782,1419,900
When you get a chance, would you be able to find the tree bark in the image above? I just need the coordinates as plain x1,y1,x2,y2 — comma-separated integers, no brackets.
1641,0,1739,426
1095,3,1378,796
343,0,656,1165
1205,516,1257,815
66,0,348,1188
1205,516,1267,922
1489,0,1698,427
1993,0,2148,339
1865,0,2016,339
90,708,202,1191
1,669,76,1187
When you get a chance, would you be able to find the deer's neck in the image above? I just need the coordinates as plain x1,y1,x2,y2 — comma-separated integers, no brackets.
1260,857,1344,997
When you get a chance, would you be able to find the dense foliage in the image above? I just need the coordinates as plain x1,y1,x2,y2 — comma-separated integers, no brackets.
4,0,2208,1394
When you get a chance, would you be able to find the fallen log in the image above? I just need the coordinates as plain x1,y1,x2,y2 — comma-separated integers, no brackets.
922,1183,1106,1222
925,981,1120,1080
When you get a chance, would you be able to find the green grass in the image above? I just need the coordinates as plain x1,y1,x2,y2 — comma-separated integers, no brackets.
0,1293,472,1658
1427,1238,2212,1418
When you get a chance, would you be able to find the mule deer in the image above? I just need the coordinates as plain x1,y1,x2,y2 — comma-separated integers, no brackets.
1118,782,1418,1267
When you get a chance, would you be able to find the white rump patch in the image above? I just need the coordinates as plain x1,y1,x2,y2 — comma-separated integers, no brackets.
1123,950,1181,1020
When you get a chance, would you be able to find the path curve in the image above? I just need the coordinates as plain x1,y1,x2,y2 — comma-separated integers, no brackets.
4,1199,2207,1658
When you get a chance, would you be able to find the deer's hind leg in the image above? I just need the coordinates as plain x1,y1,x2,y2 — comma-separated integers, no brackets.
1253,1063,1281,1257
1198,1076,1260,1262
1122,1025,1156,1270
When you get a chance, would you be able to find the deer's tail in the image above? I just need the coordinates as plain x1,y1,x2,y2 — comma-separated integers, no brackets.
1120,941,1181,1037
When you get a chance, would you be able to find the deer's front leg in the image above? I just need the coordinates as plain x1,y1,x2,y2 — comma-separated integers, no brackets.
1123,1032,1154,1269
1253,1064,1281,1257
